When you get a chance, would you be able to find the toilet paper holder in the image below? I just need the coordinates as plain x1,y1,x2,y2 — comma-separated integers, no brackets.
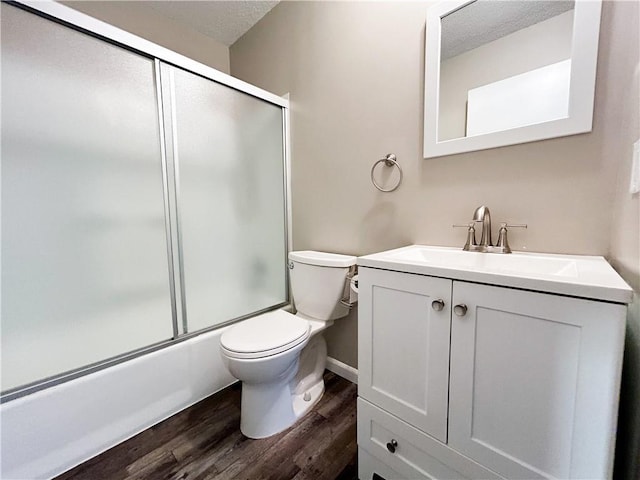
340,265,358,308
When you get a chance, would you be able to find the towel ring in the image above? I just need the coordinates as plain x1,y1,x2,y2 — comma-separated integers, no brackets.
371,154,403,192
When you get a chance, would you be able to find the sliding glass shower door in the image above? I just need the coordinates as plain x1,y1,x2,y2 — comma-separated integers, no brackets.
167,66,287,333
1,2,289,397
1,4,175,392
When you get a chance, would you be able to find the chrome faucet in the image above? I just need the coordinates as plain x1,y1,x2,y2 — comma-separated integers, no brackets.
472,205,492,248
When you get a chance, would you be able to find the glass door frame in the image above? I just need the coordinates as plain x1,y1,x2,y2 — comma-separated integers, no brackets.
1,0,292,403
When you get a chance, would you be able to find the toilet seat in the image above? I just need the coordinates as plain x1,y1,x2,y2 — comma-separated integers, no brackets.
220,310,310,360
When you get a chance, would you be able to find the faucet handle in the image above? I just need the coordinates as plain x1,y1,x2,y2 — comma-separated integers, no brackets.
500,223,527,229
496,223,528,253
453,223,477,251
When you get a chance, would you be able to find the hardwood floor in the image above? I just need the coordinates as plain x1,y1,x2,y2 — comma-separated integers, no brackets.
56,372,358,480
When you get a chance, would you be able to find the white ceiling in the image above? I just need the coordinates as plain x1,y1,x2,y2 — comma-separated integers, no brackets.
147,1,280,47
441,0,575,60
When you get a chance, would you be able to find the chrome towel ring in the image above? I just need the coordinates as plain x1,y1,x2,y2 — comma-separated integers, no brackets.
371,153,403,192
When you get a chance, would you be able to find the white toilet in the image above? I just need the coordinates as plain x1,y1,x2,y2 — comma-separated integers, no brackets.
220,250,356,439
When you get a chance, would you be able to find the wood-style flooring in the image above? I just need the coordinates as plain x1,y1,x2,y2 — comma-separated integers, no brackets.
56,371,358,480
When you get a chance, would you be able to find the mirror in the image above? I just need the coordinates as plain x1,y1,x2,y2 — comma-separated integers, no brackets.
423,0,602,158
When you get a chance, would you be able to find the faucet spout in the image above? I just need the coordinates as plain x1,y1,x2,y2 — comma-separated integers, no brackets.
472,205,492,248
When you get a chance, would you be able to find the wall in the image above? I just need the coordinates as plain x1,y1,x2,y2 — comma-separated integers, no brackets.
228,0,634,362
230,1,639,476
604,1,640,478
439,10,573,140
63,1,230,74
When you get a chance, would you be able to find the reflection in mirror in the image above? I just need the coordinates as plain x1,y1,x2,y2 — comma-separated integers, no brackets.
438,1,575,142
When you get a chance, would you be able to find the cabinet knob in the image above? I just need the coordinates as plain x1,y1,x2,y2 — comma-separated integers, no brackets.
431,299,445,311
454,304,468,316
386,439,398,453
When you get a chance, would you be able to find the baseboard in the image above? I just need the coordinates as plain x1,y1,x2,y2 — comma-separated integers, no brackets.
326,356,358,385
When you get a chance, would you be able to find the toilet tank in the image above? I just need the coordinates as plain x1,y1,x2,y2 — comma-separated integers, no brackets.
288,251,357,321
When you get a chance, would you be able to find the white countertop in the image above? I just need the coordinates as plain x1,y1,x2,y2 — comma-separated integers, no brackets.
357,245,633,304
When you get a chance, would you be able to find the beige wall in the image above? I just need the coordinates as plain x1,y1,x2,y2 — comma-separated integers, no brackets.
439,10,573,140
604,1,640,478
231,2,639,476
230,0,631,260
63,1,230,74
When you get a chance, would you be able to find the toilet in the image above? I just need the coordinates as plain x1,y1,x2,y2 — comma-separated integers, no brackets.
220,250,356,439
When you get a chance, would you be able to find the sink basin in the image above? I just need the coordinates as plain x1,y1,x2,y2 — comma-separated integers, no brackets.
358,245,632,303
388,246,579,277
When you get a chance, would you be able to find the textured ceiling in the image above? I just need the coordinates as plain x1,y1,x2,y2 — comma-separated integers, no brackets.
147,1,279,47
441,0,575,60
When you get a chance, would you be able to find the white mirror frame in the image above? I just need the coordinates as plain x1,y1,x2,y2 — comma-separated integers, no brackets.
423,0,602,159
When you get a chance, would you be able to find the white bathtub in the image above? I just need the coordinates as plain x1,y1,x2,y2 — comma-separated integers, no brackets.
0,327,236,479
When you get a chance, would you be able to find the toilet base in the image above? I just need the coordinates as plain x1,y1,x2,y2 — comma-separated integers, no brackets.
239,376,326,439
239,358,299,439
292,378,324,419
239,333,329,439
291,333,327,418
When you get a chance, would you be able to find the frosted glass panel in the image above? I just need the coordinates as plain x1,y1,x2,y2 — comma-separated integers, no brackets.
171,67,287,332
1,4,174,391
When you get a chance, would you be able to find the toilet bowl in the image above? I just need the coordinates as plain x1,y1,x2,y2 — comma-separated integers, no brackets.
220,250,356,439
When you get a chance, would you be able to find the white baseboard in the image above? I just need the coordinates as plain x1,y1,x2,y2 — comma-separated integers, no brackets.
326,356,358,385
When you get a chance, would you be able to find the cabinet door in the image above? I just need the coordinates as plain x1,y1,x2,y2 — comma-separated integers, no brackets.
358,267,452,442
449,282,626,479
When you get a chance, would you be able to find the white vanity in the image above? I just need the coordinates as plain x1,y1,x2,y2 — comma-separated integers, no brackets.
357,245,632,480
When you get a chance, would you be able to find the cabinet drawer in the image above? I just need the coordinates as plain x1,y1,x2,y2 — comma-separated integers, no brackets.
358,398,503,480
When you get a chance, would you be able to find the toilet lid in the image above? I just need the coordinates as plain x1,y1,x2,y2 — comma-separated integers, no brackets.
289,250,357,268
220,310,310,358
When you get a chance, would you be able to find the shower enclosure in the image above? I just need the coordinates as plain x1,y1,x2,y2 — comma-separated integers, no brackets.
1,2,290,400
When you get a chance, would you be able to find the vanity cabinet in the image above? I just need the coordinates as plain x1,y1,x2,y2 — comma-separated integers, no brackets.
358,266,626,480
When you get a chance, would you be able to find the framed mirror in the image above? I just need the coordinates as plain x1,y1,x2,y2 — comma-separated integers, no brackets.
423,0,602,158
